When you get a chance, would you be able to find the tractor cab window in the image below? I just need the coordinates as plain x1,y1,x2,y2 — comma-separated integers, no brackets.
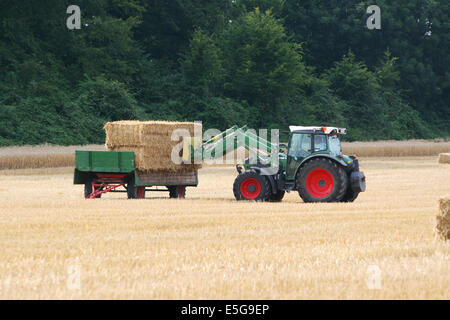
288,133,312,158
314,135,327,152
328,135,342,156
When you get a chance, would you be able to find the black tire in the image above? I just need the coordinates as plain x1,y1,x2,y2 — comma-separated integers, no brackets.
84,177,101,199
296,158,348,203
127,176,143,199
127,182,136,199
341,188,359,202
168,186,186,199
233,171,271,201
268,190,285,202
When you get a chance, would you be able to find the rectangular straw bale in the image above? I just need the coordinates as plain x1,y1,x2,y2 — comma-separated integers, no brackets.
109,146,201,172
140,121,198,139
436,197,450,241
104,121,144,147
438,153,450,164
104,120,202,172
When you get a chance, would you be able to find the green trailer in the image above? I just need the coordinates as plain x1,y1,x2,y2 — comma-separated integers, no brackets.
74,150,198,199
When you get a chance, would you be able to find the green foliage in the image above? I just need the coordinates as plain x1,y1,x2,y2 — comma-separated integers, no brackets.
184,95,251,130
375,51,400,92
232,0,285,17
0,1,447,146
181,30,224,95
325,50,432,140
220,9,306,107
283,0,449,134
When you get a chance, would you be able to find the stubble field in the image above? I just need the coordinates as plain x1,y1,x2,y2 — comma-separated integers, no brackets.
0,155,449,299
0,157,450,299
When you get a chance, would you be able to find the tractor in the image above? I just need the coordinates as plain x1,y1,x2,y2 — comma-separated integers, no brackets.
183,125,366,202
74,124,365,202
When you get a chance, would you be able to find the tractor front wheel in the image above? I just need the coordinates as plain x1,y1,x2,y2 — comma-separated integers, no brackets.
233,171,271,201
268,190,285,202
296,158,348,203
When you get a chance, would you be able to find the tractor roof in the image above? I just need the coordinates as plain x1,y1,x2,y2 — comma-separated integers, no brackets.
289,126,347,135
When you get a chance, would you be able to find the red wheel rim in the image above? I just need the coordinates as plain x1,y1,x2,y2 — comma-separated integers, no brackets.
137,186,145,199
305,168,334,198
240,178,261,199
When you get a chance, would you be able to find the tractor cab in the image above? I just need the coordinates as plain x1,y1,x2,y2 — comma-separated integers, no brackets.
288,126,346,155
284,126,351,180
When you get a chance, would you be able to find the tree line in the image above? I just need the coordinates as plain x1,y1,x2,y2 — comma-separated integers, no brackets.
0,0,448,145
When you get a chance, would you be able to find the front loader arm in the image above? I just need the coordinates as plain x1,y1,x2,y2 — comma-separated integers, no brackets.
182,125,279,165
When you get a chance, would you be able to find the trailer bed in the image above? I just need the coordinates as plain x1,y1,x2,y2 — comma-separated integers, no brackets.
74,150,198,199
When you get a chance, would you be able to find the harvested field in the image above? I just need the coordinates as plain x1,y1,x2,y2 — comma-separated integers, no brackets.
342,139,450,157
0,157,449,299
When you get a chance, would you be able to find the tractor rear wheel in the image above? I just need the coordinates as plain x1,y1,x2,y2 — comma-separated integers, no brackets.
233,171,271,201
296,158,348,203
268,190,285,202
341,188,359,202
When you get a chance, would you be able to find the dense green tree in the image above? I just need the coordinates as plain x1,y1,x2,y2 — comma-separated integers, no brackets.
0,1,447,145
283,0,449,133
181,29,224,96
219,9,307,126
325,51,431,140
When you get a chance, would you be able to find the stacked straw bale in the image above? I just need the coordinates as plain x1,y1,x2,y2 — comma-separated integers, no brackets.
438,153,450,164
436,197,450,241
104,120,202,172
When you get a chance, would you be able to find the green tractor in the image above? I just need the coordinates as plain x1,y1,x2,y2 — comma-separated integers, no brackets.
184,125,366,203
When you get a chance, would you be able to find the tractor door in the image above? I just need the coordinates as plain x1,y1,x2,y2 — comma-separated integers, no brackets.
286,133,312,180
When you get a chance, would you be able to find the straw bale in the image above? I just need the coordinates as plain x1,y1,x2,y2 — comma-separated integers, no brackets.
436,197,450,241
104,120,202,172
438,153,450,164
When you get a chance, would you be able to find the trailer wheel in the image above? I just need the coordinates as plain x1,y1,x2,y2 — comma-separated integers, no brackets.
168,186,186,199
233,171,271,201
127,177,145,199
84,177,101,199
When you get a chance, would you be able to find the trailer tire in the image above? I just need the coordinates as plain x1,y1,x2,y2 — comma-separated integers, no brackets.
127,176,145,199
127,182,136,199
84,177,101,199
296,158,348,203
233,171,271,201
168,186,186,199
